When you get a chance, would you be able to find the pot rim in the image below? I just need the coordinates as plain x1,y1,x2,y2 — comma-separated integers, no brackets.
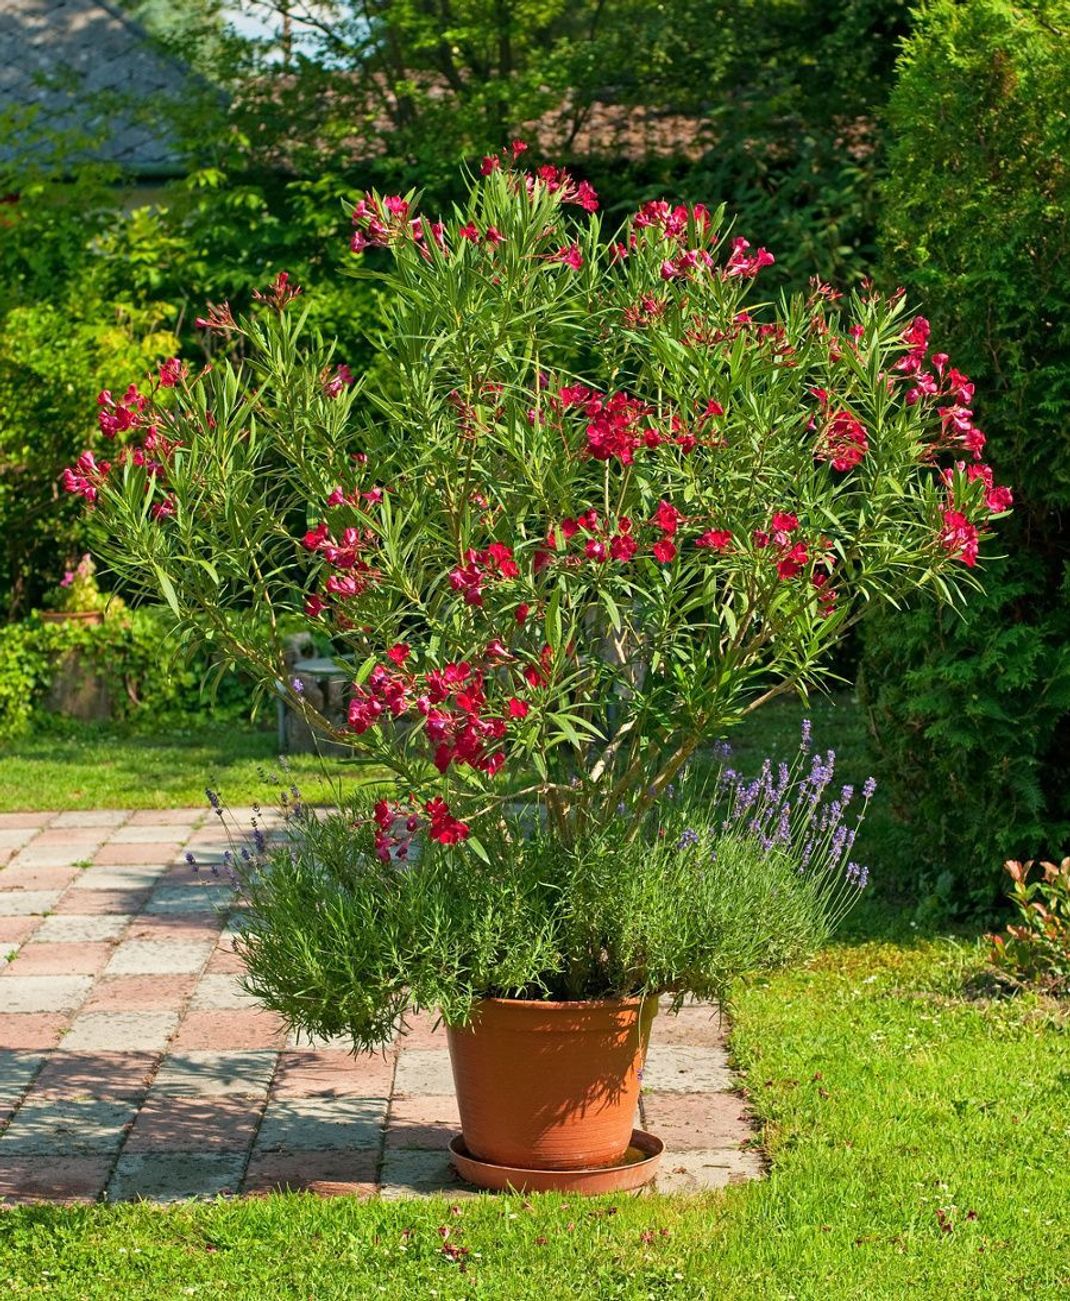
465,994,654,1011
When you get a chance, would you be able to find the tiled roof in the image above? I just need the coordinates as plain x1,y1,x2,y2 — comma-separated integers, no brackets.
0,0,195,174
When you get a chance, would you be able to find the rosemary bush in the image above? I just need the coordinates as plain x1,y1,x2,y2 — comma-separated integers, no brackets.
210,722,874,1046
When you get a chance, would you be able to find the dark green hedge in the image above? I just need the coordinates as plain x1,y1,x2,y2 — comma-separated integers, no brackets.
859,0,1070,919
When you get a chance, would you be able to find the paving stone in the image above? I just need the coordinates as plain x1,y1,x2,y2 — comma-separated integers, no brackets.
386,1094,460,1149
7,847,92,870
189,974,258,1011
34,914,132,943
641,1091,752,1149
0,1014,69,1050
61,1011,179,1053
203,944,245,974
171,1010,287,1052
394,1011,447,1049
31,1051,159,1099
243,1149,378,1197
71,865,170,892
50,810,129,830
284,1029,354,1050
110,824,198,845
107,1152,246,1202
128,809,205,828
0,975,93,1013
0,917,40,947
6,943,116,977
127,915,225,943
654,1147,764,1192
105,939,215,976
81,974,197,1014
0,814,52,830
0,1096,136,1154
380,1148,474,1198
53,889,151,916
255,1097,387,1152
143,884,234,916
29,829,107,850
0,890,62,916
153,1051,278,1098
272,1050,395,1100
640,1045,734,1093
393,1049,455,1096
125,1095,261,1152
0,828,43,849
0,1050,44,1102
0,866,81,892
93,842,184,866
0,1154,113,1204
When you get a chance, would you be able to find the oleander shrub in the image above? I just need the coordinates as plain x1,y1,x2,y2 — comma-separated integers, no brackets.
858,0,1070,919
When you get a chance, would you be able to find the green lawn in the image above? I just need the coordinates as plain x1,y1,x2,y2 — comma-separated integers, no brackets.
0,718,366,812
3,697,1068,1297
3,935,1068,1298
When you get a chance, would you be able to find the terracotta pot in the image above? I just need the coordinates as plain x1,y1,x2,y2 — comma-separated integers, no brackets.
446,995,656,1171
39,610,105,626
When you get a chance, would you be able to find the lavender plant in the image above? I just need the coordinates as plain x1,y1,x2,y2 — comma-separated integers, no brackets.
194,721,872,1046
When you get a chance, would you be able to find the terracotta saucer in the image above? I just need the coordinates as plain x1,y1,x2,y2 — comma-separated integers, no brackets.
448,1129,664,1194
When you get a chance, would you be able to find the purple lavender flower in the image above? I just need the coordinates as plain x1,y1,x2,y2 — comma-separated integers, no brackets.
205,788,221,811
290,677,304,695
846,861,870,888
184,851,196,866
711,739,733,760
863,776,877,799
800,718,812,753
677,828,700,851
253,827,267,855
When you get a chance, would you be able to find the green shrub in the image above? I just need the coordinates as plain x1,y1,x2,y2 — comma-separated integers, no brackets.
0,609,252,740
858,0,1070,918
230,763,861,1049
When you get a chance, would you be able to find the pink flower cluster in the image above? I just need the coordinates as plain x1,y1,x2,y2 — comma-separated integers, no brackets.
61,451,110,504
817,409,869,472
302,521,379,601
371,795,470,859
350,195,445,256
448,543,520,606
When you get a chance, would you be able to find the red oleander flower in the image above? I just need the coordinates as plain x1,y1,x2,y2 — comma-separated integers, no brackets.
696,529,732,552
817,410,868,472
158,357,188,389
654,500,682,535
426,797,470,844
652,538,677,563
776,541,810,581
549,244,583,271
939,508,979,567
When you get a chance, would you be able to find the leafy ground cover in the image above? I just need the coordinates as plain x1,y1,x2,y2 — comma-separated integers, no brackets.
2,935,1067,1298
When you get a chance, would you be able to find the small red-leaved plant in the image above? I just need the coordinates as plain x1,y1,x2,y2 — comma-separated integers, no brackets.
988,858,1070,994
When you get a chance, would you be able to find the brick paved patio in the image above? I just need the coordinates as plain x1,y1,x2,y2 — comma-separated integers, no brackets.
0,809,761,1205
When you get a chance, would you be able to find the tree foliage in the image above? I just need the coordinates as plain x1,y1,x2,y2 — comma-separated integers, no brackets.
859,0,1070,917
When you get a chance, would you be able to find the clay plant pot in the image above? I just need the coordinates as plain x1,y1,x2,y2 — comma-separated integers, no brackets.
39,610,105,626
446,995,657,1171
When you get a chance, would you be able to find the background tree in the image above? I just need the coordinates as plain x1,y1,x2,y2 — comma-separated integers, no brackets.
858,0,1070,919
